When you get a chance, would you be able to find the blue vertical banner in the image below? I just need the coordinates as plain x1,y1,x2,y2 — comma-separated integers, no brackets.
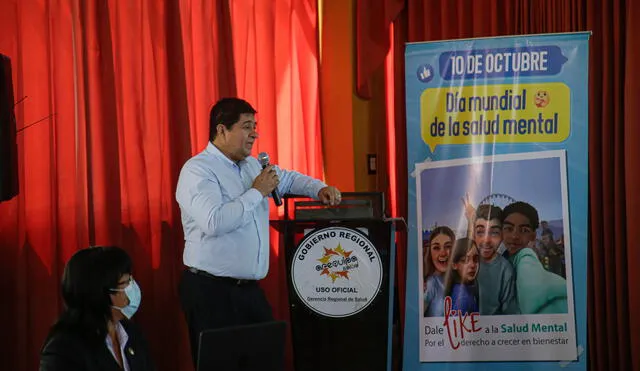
403,33,589,371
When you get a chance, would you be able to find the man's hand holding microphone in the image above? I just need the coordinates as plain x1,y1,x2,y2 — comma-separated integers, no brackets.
252,164,280,199
254,152,342,207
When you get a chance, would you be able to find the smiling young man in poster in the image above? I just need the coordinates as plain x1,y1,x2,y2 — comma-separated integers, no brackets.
471,204,520,315
502,202,568,314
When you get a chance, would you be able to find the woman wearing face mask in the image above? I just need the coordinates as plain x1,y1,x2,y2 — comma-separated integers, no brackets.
39,246,155,371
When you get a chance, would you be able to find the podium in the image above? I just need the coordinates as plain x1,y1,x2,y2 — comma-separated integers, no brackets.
271,193,398,371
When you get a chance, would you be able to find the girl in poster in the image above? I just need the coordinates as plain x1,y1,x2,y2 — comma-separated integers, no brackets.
443,238,480,313
423,226,455,317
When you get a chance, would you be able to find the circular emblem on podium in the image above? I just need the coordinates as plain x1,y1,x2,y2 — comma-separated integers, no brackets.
291,226,383,318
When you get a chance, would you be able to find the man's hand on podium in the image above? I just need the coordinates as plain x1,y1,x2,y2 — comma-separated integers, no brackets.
318,186,341,206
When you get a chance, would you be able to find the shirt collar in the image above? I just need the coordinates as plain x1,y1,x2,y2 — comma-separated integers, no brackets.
105,320,129,349
206,142,249,168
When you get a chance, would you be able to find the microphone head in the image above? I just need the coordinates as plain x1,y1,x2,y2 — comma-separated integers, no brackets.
257,152,270,167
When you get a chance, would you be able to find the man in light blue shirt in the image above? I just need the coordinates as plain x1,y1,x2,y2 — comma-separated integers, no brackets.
176,97,341,367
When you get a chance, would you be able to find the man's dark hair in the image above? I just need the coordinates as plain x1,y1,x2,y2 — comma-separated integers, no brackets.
209,98,257,141
502,201,540,230
475,204,503,224
48,246,132,344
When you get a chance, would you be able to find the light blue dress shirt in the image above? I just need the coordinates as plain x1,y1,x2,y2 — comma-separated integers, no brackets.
176,142,327,280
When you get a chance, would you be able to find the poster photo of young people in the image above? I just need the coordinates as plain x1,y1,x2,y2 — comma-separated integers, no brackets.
417,150,577,362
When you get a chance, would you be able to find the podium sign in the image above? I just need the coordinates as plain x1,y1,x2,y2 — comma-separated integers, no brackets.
290,226,383,318
272,193,396,371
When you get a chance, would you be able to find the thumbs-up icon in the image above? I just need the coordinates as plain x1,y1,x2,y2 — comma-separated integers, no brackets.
417,64,434,83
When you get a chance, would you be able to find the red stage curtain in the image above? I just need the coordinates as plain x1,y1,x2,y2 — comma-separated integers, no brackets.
625,3,640,371
0,0,321,370
355,0,404,99
624,1,640,371
375,0,640,369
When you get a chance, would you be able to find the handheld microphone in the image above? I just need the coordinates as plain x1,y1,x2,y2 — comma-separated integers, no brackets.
257,152,282,206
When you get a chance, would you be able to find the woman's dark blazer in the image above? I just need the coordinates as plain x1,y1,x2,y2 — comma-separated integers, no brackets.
39,320,155,371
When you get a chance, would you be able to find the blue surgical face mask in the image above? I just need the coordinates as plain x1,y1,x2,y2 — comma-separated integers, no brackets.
111,278,142,319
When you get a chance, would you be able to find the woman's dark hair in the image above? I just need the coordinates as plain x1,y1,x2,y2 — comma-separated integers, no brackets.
209,97,257,141
48,246,132,344
443,238,479,298
424,226,456,279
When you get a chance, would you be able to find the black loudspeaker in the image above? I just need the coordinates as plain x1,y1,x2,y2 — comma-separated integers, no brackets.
0,54,18,202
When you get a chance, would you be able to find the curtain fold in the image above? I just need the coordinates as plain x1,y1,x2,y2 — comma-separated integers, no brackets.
586,1,632,370
0,1,322,370
625,2,640,371
355,0,404,99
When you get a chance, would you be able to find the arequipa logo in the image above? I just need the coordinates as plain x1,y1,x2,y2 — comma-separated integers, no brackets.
291,226,383,318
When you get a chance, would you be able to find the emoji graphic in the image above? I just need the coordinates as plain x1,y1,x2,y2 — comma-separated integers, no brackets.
535,90,550,108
